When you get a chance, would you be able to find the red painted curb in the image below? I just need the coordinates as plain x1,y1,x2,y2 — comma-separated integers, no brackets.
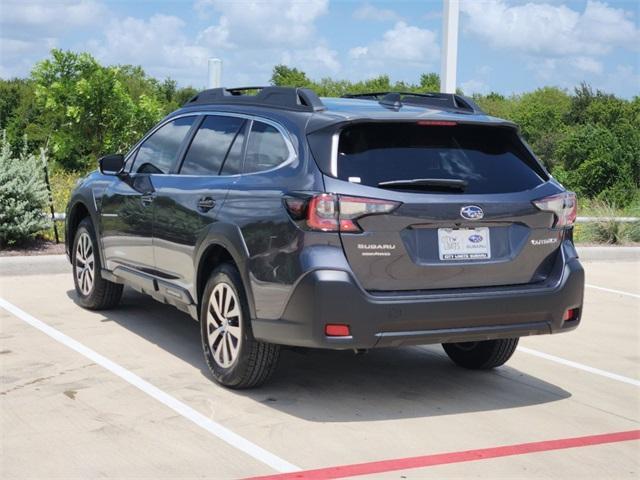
246,430,640,480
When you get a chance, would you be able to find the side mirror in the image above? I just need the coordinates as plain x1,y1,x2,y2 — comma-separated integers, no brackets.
99,154,125,176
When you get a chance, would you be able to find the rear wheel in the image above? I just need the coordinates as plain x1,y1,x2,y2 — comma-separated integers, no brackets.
72,218,123,310
442,338,519,369
200,263,280,389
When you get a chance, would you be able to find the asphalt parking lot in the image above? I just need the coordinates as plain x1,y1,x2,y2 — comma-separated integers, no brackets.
1,255,638,479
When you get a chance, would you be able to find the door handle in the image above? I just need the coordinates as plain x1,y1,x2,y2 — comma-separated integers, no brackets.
197,197,216,212
141,193,155,206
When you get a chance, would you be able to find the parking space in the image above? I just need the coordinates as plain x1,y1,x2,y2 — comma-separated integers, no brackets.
1,259,639,479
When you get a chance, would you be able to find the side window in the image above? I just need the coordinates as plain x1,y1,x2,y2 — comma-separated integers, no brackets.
134,116,196,174
180,115,245,175
244,121,290,173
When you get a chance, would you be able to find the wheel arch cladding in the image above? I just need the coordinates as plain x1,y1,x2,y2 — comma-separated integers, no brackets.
67,201,91,246
196,241,256,320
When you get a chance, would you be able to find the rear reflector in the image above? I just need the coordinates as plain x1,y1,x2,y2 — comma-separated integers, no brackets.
533,191,577,227
563,308,577,321
325,324,351,337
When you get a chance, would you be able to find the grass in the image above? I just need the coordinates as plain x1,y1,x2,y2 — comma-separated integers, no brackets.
40,169,85,243
574,199,640,245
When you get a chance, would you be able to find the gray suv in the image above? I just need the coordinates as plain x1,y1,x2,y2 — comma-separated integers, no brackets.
65,87,584,388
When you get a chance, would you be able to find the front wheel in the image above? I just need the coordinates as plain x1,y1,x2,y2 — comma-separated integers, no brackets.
200,263,280,389
442,338,519,369
72,218,123,310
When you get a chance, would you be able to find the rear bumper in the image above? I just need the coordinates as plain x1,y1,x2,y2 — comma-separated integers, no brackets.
252,245,584,349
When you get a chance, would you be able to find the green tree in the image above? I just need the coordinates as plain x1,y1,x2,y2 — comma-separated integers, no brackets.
553,123,636,205
419,72,440,92
508,87,571,169
32,50,135,169
270,65,312,88
30,50,175,171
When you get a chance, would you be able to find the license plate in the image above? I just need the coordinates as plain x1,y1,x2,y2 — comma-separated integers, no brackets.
438,227,491,261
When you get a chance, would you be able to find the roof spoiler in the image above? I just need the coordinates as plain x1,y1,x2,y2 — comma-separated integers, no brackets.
342,92,485,114
185,86,326,112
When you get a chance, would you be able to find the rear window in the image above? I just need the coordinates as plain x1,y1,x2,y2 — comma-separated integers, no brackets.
337,123,547,194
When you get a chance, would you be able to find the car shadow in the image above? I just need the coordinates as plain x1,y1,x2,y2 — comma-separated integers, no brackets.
67,287,571,422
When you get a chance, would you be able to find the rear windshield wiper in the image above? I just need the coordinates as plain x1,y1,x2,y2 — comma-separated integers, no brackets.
377,178,468,191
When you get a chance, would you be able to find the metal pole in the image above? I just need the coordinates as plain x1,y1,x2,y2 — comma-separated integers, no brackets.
440,0,459,93
41,146,59,244
208,58,222,88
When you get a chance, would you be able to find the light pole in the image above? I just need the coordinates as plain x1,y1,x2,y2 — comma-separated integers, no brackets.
208,58,222,89
440,0,459,94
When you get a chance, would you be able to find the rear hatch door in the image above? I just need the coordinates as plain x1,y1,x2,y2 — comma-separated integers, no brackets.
320,121,564,292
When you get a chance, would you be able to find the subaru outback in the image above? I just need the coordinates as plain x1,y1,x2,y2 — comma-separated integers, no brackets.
65,87,584,388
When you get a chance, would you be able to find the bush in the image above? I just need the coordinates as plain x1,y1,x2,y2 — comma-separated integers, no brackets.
50,169,82,213
0,133,51,246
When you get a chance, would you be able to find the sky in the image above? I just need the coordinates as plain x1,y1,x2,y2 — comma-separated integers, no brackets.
1,0,639,98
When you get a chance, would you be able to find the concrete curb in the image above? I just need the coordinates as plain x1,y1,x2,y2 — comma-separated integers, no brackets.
1,246,638,277
0,254,70,276
576,246,640,262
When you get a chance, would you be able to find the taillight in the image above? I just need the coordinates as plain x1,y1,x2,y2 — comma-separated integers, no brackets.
338,195,400,232
285,194,400,233
533,192,577,228
307,194,339,231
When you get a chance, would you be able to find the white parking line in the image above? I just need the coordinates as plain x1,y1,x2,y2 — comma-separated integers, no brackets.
518,346,640,387
0,297,300,474
586,284,640,299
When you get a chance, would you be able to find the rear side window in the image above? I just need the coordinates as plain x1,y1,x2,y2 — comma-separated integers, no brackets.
134,116,196,174
337,123,547,194
180,115,245,175
244,121,290,173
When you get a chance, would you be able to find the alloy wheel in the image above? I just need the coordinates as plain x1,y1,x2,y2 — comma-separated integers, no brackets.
75,232,95,296
206,282,242,368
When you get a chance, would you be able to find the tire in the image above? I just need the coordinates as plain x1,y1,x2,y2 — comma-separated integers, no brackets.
200,263,280,389
72,218,123,310
442,337,519,370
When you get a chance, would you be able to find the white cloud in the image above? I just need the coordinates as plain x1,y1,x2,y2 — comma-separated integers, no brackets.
348,46,369,59
460,65,493,95
353,3,401,22
0,0,110,77
281,45,341,74
603,65,640,97
460,0,638,92
569,56,603,75
195,0,329,48
95,15,209,81
349,21,439,65
460,0,639,56
0,0,108,33
461,79,489,95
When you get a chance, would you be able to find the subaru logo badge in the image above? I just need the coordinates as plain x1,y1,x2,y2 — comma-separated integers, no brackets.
460,205,484,220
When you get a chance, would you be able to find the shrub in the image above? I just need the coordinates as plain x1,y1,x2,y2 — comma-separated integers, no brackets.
0,133,51,246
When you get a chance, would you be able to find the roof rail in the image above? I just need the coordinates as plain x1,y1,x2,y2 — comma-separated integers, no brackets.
185,86,326,112
342,91,485,114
